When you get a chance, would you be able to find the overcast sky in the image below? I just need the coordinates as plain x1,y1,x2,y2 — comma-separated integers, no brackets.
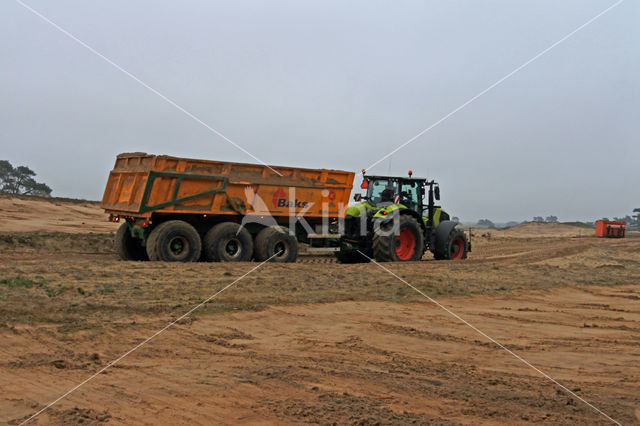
1,0,638,222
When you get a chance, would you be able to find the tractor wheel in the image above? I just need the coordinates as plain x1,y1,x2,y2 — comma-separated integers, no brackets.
203,222,253,262
434,227,468,260
334,249,371,264
254,226,298,262
115,223,148,261
146,220,201,262
372,215,424,262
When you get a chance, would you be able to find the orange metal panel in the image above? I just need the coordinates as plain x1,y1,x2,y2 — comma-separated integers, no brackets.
101,153,355,220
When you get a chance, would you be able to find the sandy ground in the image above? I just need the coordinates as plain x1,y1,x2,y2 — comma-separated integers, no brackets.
1,197,639,425
0,196,119,233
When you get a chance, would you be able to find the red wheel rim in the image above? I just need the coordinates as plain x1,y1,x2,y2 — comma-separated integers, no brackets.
450,237,465,260
395,228,417,260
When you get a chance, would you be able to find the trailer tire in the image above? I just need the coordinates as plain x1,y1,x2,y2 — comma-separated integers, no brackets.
434,226,468,260
115,223,148,261
373,215,424,262
254,226,298,262
203,222,253,262
146,220,201,262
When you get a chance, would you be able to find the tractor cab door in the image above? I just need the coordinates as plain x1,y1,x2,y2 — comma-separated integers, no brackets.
399,181,420,212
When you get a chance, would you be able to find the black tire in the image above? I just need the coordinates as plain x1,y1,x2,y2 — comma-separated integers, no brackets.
146,220,201,262
334,249,371,264
115,223,148,261
372,215,424,262
203,222,253,262
254,226,298,262
434,227,468,260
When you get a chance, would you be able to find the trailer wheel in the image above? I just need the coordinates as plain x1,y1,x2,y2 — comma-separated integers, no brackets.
372,215,424,262
203,222,253,262
254,226,298,262
115,223,148,261
146,220,201,262
434,227,468,260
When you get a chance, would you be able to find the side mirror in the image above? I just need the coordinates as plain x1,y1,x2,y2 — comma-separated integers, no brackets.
353,193,362,202
434,186,440,201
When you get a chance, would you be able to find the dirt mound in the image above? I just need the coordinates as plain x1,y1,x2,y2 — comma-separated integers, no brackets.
0,195,118,233
0,232,113,254
496,222,592,238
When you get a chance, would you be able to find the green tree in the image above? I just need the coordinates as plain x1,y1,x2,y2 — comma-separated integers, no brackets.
0,161,52,196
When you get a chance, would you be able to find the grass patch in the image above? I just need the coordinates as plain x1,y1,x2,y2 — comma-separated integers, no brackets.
0,276,70,298
99,286,115,295
0,276,48,289
44,285,69,298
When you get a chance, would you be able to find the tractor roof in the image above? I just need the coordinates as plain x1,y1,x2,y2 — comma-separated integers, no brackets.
363,174,428,183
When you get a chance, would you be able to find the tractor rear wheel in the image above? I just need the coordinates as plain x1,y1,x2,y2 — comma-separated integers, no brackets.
372,215,424,262
146,220,201,262
434,227,468,260
203,222,253,262
115,223,148,261
254,226,298,262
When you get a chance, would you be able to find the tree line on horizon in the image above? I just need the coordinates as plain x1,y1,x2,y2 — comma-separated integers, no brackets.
475,211,640,230
0,160,52,197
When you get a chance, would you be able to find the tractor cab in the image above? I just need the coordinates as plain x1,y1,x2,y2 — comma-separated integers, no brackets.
362,176,422,210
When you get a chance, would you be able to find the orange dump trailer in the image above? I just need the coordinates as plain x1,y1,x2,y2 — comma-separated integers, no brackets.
595,220,626,238
102,153,354,263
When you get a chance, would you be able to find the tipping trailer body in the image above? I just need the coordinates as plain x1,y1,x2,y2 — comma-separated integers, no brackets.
101,153,354,224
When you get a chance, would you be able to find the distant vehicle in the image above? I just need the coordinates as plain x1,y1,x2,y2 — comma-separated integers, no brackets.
101,153,469,263
595,220,626,238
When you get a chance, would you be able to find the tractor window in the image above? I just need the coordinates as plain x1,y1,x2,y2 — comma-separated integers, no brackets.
368,179,398,205
400,182,420,211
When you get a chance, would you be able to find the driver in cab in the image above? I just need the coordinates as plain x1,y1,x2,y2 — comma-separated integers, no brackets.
380,186,395,205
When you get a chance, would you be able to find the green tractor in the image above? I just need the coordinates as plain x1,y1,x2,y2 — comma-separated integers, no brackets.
335,171,470,263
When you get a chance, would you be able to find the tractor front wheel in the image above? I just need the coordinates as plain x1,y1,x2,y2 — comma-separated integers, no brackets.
372,215,424,262
434,227,468,260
